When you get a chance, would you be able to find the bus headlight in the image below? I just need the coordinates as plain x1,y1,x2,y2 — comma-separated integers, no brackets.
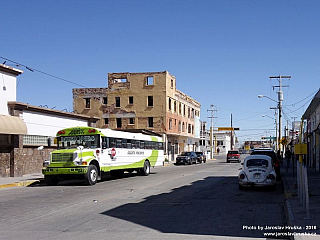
43,159,50,167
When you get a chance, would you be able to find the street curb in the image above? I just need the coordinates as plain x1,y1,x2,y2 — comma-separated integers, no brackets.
0,180,40,189
281,174,295,240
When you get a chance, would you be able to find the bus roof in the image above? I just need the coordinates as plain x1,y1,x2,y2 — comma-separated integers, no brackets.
57,126,163,141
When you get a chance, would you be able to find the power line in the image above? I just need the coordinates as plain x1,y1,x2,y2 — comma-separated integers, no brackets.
0,56,87,88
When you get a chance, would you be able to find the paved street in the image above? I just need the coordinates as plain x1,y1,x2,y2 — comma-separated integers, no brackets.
0,155,286,240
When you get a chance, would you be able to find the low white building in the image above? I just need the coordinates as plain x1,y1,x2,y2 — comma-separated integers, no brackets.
0,64,99,177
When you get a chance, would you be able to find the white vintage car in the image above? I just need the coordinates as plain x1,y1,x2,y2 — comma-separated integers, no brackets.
238,155,276,190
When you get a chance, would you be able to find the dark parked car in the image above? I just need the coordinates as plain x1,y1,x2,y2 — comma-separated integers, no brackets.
176,151,197,165
195,152,206,163
250,148,280,180
227,150,240,163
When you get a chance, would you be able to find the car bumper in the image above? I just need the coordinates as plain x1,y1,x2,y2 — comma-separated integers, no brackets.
239,179,276,187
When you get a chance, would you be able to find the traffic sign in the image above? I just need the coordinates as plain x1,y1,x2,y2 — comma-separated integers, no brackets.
218,127,240,131
111,148,116,157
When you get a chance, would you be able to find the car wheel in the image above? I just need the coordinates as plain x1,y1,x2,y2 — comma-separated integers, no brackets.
189,159,192,165
44,175,59,186
227,160,230,163
84,165,98,185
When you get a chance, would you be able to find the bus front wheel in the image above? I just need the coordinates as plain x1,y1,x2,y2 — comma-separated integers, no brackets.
85,165,98,185
139,160,150,176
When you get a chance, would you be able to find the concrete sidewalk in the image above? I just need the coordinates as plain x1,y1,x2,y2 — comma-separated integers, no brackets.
0,173,44,189
281,161,320,240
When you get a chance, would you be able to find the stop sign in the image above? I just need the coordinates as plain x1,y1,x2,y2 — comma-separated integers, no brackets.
111,148,116,157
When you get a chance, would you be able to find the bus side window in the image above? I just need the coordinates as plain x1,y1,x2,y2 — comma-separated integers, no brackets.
122,139,127,148
136,140,140,149
132,140,136,149
159,142,163,150
154,142,159,150
110,138,116,148
140,141,145,149
116,139,122,148
102,137,109,149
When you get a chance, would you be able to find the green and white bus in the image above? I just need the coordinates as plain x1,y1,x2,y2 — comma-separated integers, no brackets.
42,126,164,185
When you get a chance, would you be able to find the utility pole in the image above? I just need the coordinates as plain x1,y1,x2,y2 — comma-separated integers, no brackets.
207,105,217,159
231,114,233,150
269,75,291,156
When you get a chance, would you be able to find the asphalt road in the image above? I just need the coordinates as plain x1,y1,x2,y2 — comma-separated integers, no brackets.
0,155,287,240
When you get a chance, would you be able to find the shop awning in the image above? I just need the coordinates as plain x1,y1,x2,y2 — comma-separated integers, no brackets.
0,115,27,134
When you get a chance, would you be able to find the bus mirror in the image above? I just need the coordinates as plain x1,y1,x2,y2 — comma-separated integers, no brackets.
102,142,107,149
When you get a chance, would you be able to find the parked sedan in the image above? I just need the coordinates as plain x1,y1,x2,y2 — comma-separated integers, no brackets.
238,155,276,190
195,152,206,163
176,151,197,165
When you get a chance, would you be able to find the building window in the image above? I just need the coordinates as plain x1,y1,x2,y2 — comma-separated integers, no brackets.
115,97,120,107
129,118,135,124
84,98,91,108
174,101,177,112
114,78,127,83
178,121,181,132
116,118,122,128
104,118,109,125
148,96,153,107
183,105,186,116
168,98,171,111
103,97,108,105
179,103,182,115
146,76,154,85
188,124,191,133
169,119,172,130
129,96,133,105
171,79,174,88
182,122,185,132
148,117,153,128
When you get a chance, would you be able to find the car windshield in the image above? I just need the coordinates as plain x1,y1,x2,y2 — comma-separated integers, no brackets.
195,152,202,156
246,159,269,167
57,135,100,149
180,152,192,156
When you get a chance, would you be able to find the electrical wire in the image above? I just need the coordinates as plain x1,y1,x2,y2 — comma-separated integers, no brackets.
0,56,87,88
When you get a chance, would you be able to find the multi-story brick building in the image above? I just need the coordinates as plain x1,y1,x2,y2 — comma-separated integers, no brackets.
73,71,201,161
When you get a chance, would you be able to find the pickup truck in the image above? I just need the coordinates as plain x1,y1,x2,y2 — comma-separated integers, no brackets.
227,150,240,163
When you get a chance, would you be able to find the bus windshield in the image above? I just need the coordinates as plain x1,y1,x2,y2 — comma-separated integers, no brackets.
57,135,100,149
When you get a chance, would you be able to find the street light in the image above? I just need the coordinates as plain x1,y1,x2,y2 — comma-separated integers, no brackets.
258,95,282,153
262,115,278,151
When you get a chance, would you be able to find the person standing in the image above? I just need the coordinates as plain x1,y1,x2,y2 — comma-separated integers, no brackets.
285,148,292,168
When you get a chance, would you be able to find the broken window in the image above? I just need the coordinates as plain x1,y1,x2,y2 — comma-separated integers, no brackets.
84,98,91,108
116,118,122,128
114,78,127,83
129,96,133,105
146,76,154,85
115,97,120,107
148,117,153,128
148,96,153,107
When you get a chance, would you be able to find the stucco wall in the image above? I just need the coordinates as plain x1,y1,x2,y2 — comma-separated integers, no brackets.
23,111,88,136
0,72,16,115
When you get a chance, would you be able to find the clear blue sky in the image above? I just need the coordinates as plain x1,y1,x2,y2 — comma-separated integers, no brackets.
1,0,319,143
